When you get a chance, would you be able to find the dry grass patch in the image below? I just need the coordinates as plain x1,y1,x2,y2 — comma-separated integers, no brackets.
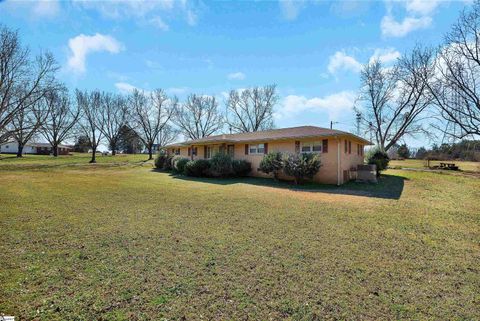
0,163,479,320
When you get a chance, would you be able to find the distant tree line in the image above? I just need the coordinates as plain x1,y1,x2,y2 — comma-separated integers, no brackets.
0,24,278,162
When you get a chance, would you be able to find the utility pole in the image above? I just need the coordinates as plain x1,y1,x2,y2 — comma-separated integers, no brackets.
330,121,339,129
355,112,361,136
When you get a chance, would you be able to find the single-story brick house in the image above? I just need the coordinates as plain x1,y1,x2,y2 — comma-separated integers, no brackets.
0,141,73,155
166,126,372,185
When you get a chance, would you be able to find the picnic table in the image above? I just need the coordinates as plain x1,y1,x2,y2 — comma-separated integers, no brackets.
439,162,459,170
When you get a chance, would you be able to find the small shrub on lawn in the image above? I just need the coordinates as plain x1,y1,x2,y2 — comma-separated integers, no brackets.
283,153,322,184
232,159,252,177
173,157,190,174
259,151,284,179
184,159,211,177
366,148,389,177
208,153,233,177
154,153,168,169
163,154,174,171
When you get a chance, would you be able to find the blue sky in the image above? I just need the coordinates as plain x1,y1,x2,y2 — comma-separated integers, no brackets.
0,0,471,147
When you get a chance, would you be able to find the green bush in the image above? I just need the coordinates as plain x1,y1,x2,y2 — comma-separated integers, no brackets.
283,153,322,184
154,153,168,169
232,159,252,177
259,151,283,179
208,153,233,177
366,148,389,177
173,157,190,174
184,159,211,177
162,154,174,171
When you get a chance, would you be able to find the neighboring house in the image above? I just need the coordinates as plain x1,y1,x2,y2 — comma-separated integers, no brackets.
0,141,73,155
166,126,372,185
142,144,161,154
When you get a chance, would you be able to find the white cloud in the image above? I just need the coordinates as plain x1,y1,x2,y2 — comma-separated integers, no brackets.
405,0,442,15
166,87,189,95
73,0,197,28
381,15,432,37
186,10,197,26
275,91,356,120
227,72,246,80
370,47,401,64
149,16,169,31
115,82,139,94
67,33,124,74
328,51,362,75
279,0,305,21
32,0,60,18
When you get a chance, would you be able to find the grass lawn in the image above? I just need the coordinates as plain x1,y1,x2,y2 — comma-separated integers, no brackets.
1,155,479,320
390,158,480,172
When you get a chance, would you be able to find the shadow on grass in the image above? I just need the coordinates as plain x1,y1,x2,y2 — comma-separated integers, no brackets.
152,169,407,200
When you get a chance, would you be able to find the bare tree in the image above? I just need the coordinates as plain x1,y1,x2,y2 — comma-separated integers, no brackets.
174,94,223,140
357,47,435,151
40,86,79,157
76,90,104,163
9,91,48,157
226,85,277,133
428,1,480,138
0,25,57,143
157,123,179,147
99,92,128,155
130,89,176,160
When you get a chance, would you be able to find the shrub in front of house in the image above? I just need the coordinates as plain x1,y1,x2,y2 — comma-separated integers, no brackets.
173,157,190,174
154,153,168,169
232,159,252,177
184,159,211,177
366,148,389,177
283,153,322,184
208,153,234,177
259,151,284,179
163,154,175,171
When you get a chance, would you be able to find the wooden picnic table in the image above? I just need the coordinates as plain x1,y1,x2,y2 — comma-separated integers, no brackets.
439,162,459,170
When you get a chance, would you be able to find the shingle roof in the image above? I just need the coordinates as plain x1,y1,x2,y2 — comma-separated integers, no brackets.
168,126,372,147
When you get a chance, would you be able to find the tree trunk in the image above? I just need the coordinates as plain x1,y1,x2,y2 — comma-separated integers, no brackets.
112,149,116,156
16,144,24,157
90,147,97,163
148,145,153,160
52,144,58,157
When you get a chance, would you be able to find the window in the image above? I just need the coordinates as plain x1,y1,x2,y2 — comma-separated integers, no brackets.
344,140,348,153
5,145,8,149
301,141,322,153
348,141,352,154
175,148,180,155
206,146,212,158
249,143,265,155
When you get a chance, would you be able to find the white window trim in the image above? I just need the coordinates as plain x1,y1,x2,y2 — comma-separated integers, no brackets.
249,143,265,155
301,141,322,153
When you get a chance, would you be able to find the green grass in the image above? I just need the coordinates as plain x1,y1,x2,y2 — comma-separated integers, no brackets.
0,157,479,320
390,158,480,172
0,153,151,170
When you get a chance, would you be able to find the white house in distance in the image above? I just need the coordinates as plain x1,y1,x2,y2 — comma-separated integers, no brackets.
0,141,73,155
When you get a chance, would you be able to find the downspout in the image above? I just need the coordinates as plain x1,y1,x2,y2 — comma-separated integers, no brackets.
337,136,341,186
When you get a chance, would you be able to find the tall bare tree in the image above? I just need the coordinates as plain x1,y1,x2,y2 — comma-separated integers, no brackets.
40,86,79,157
0,25,57,143
357,47,435,151
226,85,277,133
157,123,179,148
428,1,480,138
174,94,223,140
130,89,176,160
76,90,104,163
99,92,128,155
9,91,48,157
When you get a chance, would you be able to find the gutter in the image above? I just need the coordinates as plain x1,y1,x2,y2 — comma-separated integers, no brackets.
336,136,341,186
